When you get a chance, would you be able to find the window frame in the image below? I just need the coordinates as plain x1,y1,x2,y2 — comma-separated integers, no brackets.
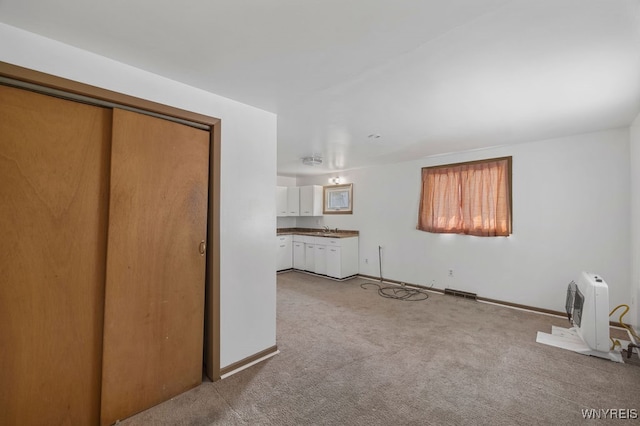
417,156,513,237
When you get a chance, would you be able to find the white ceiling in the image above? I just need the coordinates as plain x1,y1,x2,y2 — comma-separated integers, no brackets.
1,0,639,176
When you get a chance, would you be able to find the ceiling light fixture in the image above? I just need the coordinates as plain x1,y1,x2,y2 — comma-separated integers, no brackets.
302,155,323,166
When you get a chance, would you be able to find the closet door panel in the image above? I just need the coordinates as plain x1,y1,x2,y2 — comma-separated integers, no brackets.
0,85,111,425
101,109,209,425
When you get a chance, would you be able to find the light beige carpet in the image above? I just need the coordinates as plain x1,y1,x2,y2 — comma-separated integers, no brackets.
121,272,640,425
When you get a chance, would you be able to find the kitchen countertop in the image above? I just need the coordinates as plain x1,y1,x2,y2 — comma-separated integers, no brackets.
277,227,359,238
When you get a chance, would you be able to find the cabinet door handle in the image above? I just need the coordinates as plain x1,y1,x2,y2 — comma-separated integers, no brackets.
199,240,206,255
280,245,286,247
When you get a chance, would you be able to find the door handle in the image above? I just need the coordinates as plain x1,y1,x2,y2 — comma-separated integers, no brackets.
199,240,206,256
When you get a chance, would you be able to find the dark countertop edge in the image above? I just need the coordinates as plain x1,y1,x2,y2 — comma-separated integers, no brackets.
277,227,359,238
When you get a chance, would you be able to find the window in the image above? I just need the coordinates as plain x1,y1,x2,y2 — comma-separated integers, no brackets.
417,157,512,237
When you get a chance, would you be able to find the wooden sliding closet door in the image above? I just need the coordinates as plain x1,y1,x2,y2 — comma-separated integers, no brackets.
100,109,210,425
0,85,111,425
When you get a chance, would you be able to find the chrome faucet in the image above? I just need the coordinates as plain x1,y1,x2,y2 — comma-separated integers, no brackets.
323,225,330,232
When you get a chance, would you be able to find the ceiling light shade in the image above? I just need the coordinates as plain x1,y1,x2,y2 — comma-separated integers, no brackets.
302,155,322,166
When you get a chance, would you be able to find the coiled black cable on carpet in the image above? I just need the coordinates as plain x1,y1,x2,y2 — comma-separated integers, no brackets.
360,282,430,301
360,245,430,301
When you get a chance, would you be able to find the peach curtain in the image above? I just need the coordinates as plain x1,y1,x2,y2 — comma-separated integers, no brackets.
418,158,511,236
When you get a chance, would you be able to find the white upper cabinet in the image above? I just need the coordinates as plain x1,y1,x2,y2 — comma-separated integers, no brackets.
277,186,301,217
299,185,323,216
276,186,288,216
287,187,300,216
277,185,323,217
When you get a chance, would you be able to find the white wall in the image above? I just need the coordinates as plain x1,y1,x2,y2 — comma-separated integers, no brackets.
631,113,640,329
0,23,278,368
297,129,631,314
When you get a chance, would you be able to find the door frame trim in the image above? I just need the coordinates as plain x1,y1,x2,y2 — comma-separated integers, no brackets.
0,61,222,381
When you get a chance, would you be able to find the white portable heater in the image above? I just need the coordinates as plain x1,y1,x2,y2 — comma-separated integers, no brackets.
568,272,610,352
536,272,623,363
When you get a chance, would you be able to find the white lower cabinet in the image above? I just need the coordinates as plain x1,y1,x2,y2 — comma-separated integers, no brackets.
314,244,327,275
326,246,341,278
293,240,305,270
280,233,359,279
323,237,359,279
295,235,358,279
304,243,315,272
276,235,292,271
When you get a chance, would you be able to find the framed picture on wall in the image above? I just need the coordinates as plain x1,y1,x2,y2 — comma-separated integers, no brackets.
323,183,353,214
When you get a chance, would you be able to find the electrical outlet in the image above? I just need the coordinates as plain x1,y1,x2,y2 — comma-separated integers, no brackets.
448,269,454,277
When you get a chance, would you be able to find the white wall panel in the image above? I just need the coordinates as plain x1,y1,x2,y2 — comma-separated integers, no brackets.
297,129,631,315
0,23,278,369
